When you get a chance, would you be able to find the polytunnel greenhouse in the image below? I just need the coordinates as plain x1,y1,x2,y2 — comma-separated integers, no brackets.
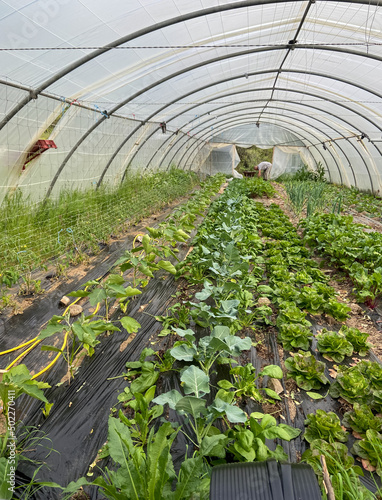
2,0,382,499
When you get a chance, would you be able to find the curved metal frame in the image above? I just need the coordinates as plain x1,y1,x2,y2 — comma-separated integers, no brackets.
105,67,382,188
165,103,365,184
182,109,369,189
45,45,382,198
178,115,338,174
2,0,382,131
140,93,380,178
177,117,340,183
177,110,368,187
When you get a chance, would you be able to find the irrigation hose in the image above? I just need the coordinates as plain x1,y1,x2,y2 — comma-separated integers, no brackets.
31,331,69,380
5,339,41,370
0,279,103,358
0,337,42,355
1,285,102,376
30,300,101,380
1,258,127,375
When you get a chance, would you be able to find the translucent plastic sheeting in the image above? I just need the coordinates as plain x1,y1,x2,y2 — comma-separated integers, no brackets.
272,146,304,179
201,143,240,176
2,0,382,197
211,123,305,149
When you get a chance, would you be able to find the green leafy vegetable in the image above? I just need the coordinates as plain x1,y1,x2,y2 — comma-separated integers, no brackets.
285,351,329,391
304,410,348,444
277,323,312,351
342,403,382,438
316,329,353,363
339,325,372,356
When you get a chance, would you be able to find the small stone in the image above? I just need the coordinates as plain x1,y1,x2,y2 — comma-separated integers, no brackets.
69,304,83,317
258,297,271,306
60,296,71,307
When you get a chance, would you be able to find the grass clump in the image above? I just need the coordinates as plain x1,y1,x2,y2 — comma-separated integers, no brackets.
0,168,199,287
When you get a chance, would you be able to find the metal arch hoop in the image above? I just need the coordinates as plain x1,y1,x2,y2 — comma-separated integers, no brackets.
2,0,382,130
166,103,374,188
142,93,381,180
181,109,370,189
177,117,338,182
178,110,364,187
44,46,382,199
121,95,364,181
105,71,382,188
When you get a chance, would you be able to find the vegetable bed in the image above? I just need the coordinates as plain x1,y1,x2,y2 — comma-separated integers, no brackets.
2,177,382,500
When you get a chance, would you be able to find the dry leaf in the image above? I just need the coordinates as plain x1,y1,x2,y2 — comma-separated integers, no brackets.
328,368,338,378
361,459,376,472
323,354,334,362
185,246,194,258
352,431,363,439
138,303,148,312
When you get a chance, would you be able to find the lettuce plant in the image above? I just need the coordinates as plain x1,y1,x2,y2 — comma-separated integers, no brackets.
339,325,372,357
297,287,327,313
277,323,312,351
316,329,353,363
276,305,311,328
342,403,382,438
372,391,382,413
303,410,348,444
357,360,382,391
351,430,382,477
285,351,329,391
323,299,351,322
329,366,371,404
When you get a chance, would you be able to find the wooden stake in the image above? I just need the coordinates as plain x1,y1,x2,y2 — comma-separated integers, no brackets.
320,454,336,500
